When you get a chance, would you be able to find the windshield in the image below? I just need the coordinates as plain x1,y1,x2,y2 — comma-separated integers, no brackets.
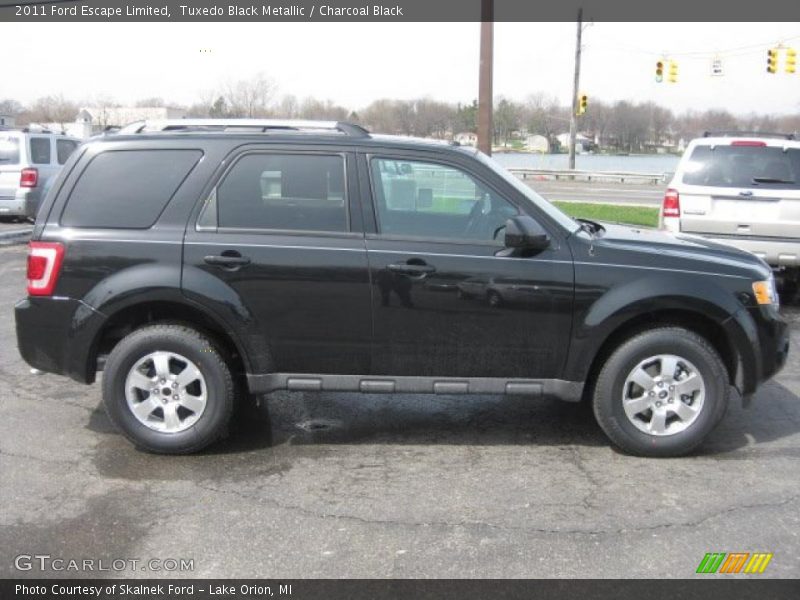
0,135,20,165
472,150,580,233
682,144,800,189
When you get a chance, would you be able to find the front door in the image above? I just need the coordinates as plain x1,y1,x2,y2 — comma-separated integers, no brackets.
363,155,574,379
183,148,372,374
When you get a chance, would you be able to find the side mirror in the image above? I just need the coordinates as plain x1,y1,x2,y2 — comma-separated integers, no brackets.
504,215,550,251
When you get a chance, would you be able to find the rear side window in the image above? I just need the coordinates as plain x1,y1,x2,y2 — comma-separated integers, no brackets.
61,149,202,228
682,145,800,189
30,138,51,164
56,139,79,165
0,136,20,165
216,153,347,232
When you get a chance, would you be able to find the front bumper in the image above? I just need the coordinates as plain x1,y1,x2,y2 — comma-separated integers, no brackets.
725,304,789,398
15,296,106,384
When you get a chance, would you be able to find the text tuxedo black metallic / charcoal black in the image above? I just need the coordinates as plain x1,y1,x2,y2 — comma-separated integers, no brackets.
14,119,789,456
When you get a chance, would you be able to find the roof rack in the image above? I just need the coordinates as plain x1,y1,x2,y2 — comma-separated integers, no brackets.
118,119,370,138
703,131,796,140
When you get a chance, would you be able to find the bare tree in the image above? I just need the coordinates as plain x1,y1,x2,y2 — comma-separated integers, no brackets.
275,94,299,118
134,97,166,108
0,98,24,118
297,97,349,120
22,94,80,127
223,73,276,118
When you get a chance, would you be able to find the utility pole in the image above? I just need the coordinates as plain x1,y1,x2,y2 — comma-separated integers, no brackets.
477,0,493,155
568,7,583,170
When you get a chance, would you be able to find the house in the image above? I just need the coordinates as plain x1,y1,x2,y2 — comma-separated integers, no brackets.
556,132,593,154
524,134,549,153
79,106,187,131
454,132,478,147
0,114,16,128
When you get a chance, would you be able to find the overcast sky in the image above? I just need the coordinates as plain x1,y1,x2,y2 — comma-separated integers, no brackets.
6,22,800,114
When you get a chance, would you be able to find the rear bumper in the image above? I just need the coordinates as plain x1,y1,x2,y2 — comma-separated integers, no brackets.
0,189,39,218
700,235,800,268
15,296,106,384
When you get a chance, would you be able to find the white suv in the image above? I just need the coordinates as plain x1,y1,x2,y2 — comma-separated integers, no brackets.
0,127,81,221
662,133,800,288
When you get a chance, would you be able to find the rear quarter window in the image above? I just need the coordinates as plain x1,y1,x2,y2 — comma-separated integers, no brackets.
61,149,202,228
56,139,79,165
0,135,20,164
29,137,52,164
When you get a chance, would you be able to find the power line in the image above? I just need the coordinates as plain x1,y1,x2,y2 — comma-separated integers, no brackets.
587,34,800,61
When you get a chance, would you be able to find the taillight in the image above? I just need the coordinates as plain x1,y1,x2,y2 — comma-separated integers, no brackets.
20,168,38,188
731,140,766,147
662,188,680,218
27,242,65,296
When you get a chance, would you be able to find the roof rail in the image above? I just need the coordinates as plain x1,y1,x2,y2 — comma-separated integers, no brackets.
703,131,796,140
118,118,370,137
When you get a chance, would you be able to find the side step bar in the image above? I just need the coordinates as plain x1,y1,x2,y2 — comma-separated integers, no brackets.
247,373,584,402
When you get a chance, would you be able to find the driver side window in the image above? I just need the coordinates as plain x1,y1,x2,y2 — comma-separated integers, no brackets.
370,158,518,242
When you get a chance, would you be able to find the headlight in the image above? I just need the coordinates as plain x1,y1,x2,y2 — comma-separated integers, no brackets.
752,274,779,307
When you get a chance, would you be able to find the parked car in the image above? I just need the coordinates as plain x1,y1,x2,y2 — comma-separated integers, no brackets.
0,127,81,221
15,119,789,457
661,132,800,292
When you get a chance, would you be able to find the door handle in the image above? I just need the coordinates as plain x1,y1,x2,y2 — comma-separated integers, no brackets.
204,253,251,268
387,262,436,275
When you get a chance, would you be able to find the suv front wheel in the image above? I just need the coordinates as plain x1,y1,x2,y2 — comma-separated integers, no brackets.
102,324,235,454
592,327,729,457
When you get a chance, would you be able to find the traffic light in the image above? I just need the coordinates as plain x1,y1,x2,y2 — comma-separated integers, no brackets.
668,60,679,83
767,48,778,73
655,60,664,83
577,94,588,115
786,48,797,74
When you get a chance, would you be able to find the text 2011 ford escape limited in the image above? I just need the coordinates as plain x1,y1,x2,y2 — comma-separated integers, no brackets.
15,119,789,456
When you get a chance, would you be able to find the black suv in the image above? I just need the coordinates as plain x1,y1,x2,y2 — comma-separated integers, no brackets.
15,119,789,457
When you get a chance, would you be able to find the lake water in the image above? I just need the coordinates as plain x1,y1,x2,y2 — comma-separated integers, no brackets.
491,152,680,175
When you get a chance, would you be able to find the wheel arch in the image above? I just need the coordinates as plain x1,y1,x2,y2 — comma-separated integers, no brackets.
89,300,253,387
577,307,740,402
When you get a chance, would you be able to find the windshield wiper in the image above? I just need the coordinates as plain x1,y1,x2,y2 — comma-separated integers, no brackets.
752,177,795,184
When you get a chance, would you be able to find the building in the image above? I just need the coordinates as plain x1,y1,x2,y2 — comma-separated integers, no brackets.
454,132,478,147
79,106,187,131
556,132,593,154
0,114,16,128
524,134,549,153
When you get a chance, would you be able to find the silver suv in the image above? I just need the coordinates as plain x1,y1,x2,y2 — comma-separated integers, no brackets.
0,127,81,221
661,132,800,289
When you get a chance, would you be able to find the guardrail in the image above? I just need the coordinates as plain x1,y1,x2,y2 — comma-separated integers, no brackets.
508,168,669,185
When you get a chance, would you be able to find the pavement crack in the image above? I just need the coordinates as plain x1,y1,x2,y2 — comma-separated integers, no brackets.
192,480,800,538
0,448,82,466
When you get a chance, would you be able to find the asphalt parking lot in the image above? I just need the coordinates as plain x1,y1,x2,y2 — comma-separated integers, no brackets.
0,242,798,579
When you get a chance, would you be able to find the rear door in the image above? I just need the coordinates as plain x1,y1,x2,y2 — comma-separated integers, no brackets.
182,146,373,374
678,142,800,240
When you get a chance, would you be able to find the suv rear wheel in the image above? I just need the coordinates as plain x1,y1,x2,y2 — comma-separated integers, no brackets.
592,327,729,457
102,324,235,454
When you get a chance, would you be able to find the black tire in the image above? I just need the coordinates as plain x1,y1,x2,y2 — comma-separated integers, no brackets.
102,324,235,454
592,327,729,457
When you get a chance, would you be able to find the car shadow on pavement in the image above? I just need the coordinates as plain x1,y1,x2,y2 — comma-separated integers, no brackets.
696,381,800,457
88,381,800,460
